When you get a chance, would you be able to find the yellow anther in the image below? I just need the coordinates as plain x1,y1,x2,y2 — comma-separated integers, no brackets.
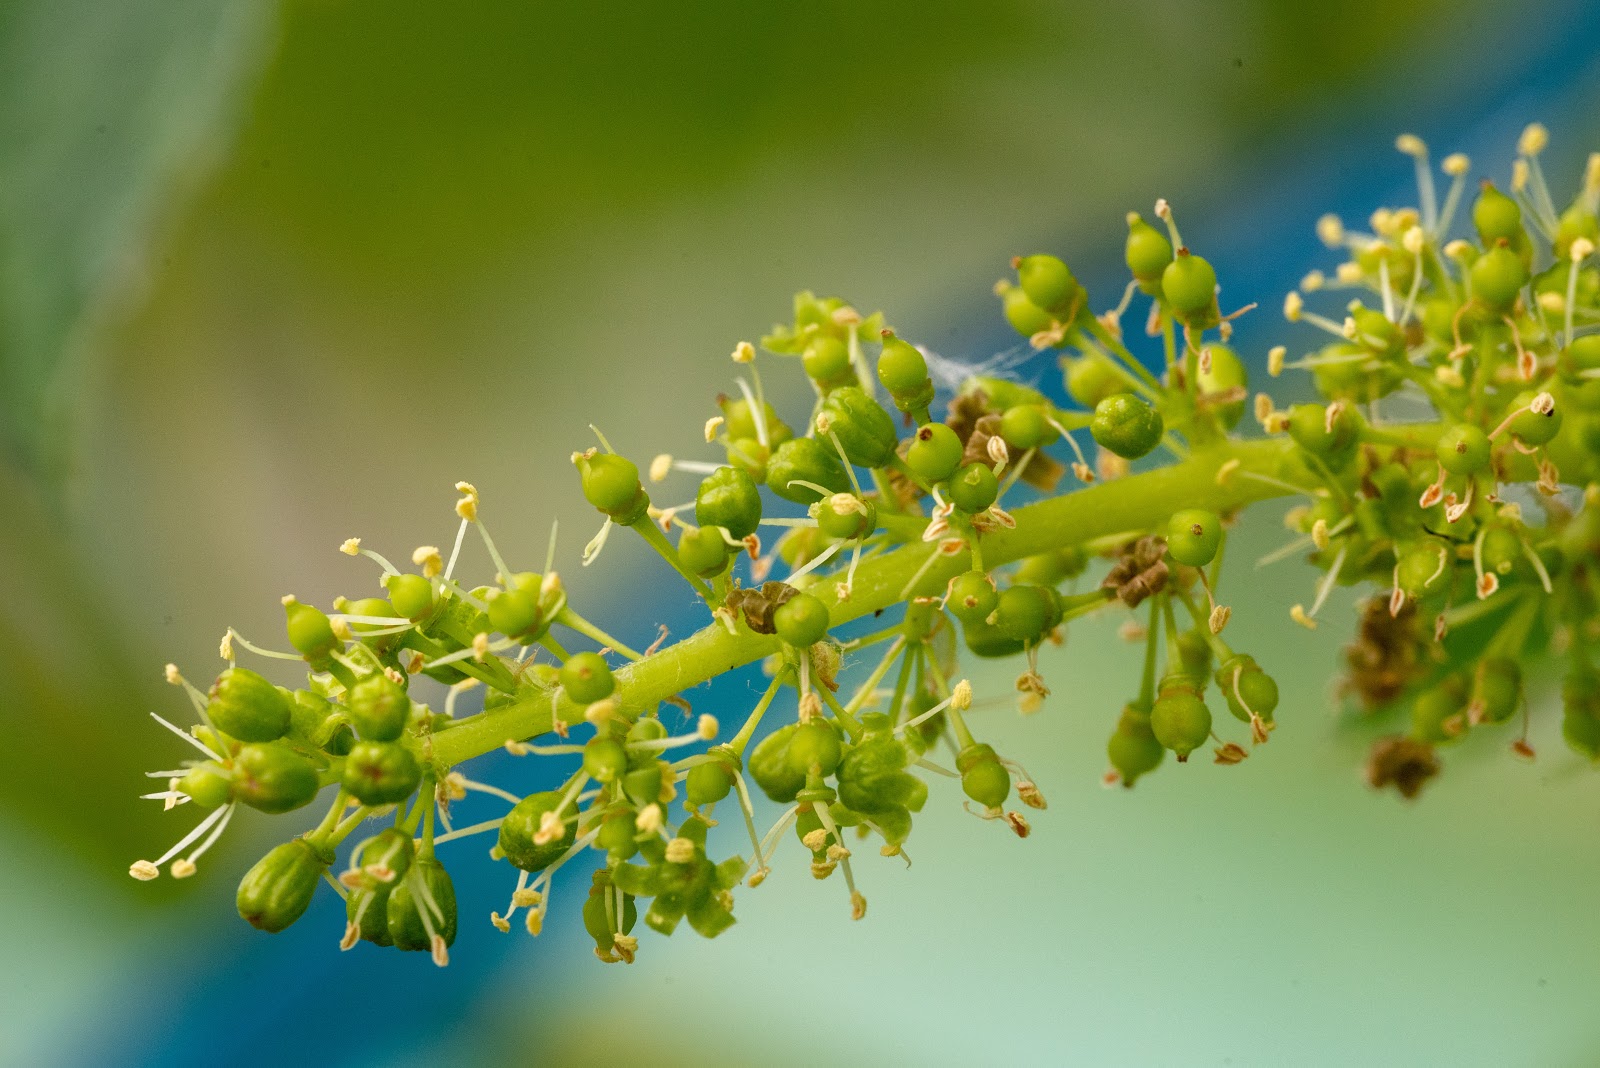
1283,291,1303,322
1316,213,1345,247
704,415,724,443
1267,345,1286,377
412,546,443,578
1518,122,1549,157
731,341,755,364
1442,153,1470,177
340,537,362,555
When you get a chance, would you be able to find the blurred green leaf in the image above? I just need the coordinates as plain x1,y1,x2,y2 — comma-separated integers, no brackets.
0,0,278,477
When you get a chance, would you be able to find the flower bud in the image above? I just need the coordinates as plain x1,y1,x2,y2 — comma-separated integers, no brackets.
695,465,763,540
342,740,422,805
232,743,321,814
178,762,234,809
283,597,339,662
1090,393,1164,460
575,451,649,524
1150,677,1212,761
384,573,436,621
773,592,830,647
499,791,576,872
949,462,999,513
1015,253,1081,314
387,857,456,956
346,672,410,742
749,723,805,802
582,869,638,960
1107,705,1165,786
877,333,936,414
560,651,615,705
1161,248,1219,328
289,689,354,754
237,839,332,933
817,386,898,468
766,436,850,504
956,743,1010,809
346,828,415,946
206,667,292,743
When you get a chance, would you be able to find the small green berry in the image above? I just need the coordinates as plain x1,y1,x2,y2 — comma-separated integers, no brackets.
678,524,732,578
1000,285,1054,338
499,791,577,872
1472,180,1523,244
487,587,541,640
345,671,410,742
582,736,629,783
1469,241,1528,312
1015,254,1079,314
1150,680,1211,761
803,336,854,389
283,597,339,662
1161,247,1218,325
387,857,456,954
749,723,806,803
561,651,615,705
947,571,998,626
1435,423,1492,476
575,452,648,523
992,584,1059,643
695,466,763,540
814,493,876,541
1215,653,1279,723
237,838,331,933
1107,705,1165,786
877,333,935,413
342,740,422,805
1124,212,1173,285
956,743,1010,809
206,667,292,743
766,436,850,504
905,422,964,483
1470,657,1522,725
1090,393,1164,460
1166,509,1222,568
384,573,436,621
949,462,999,513
999,403,1058,451
1196,344,1247,429
1063,353,1122,409
774,592,830,647
817,386,899,468
1506,391,1560,446
1286,402,1358,459
686,753,736,806
232,743,321,814
786,720,843,777
178,763,234,809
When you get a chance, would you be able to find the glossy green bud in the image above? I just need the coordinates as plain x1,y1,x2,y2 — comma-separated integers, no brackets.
696,465,763,540
1108,705,1165,786
1167,509,1222,568
774,592,830,647
905,421,964,483
284,598,339,662
576,451,648,523
207,667,291,743
766,436,850,504
1215,653,1279,724
1016,253,1080,314
622,761,665,808
1090,392,1163,460
721,394,793,446
387,857,457,954
1000,284,1054,338
1435,423,1491,475
1175,627,1212,681
596,806,640,860
232,743,321,814
1469,241,1528,312
961,615,1027,659
749,723,805,803
582,737,628,784
956,743,1010,809
947,571,998,626
993,583,1059,643
678,525,732,578
1286,402,1358,459
1506,390,1560,446
786,720,843,777
1150,679,1211,760
237,838,331,933
811,495,872,543
342,740,422,805
877,333,935,413
288,689,351,754
686,752,737,806
486,588,541,640
836,732,926,844
1161,248,1218,326
384,573,436,621
803,336,855,389
1063,353,1123,409
560,651,615,705
1411,682,1467,744
1470,657,1522,725
1395,540,1450,600
999,403,1059,451
344,829,415,946
499,791,576,872
583,869,638,957
1196,344,1247,428
1125,212,1173,284
949,462,999,513
178,762,234,809
1472,181,1522,244
817,386,898,468
1561,334,1600,380
345,671,410,742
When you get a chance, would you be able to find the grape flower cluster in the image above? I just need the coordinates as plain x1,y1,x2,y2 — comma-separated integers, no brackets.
129,125,1600,965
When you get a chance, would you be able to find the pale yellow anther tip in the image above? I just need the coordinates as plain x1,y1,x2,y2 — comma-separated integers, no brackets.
649,454,673,482
280,594,297,607
1267,345,1286,377
1316,214,1345,248
697,714,718,740
1572,237,1595,262
951,678,974,711
129,860,160,881
1442,153,1470,177
1290,604,1318,630
163,663,183,685
1395,133,1426,157
1300,270,1325,293
1518,123,1549,157
703,415,724,443
170,858,197,879
731,341,755,364
340,538,361,556
1402,226,1426,256
1282,291,1303,322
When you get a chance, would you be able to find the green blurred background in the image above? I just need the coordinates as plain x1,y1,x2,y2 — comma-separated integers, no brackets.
4,1,1600,1064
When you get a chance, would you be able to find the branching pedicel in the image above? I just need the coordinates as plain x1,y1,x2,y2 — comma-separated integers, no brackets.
131,127,1600,966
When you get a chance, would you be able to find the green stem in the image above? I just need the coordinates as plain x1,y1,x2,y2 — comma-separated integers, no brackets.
727,671,787,755
427,439,1318,770
627,518,715,600
556,606,644,661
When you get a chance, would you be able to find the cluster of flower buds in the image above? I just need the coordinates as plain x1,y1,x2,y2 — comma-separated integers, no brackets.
128,124,1600,965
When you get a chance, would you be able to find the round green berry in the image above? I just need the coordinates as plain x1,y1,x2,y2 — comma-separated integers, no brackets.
499,791,576,872
787,720,843,777
721,395,793,445
1411,683,1466,744
487,587,541,640
237,838,331,933
582,736,628,783
766,436,850,504
749,723,806,803
774,592,830,647
1150,681,1211,760
342,740,422,805
1215,653,1279,723
1090,393,1164,460
384,573,436,621
1161,248,1218,325
1064,354,1122,409
1016,253,1079,314
815,493,876,541
1472,181,1522,244
387,857,456,954
1395,540,1450,599
1000,285,1053,338
956,743,1010,809
948,462,999,513
178,762,234,809
1125,212,1173,285
575,452,647,523
878,333,935,413
1435,423,1492,476
1469,241,1528,312
1506,391,1560,446
561,651,615,705
804,336,855,389
947,571,998,626
906,422,964,483
1000,403,1058,451
1286,402,1358,459
232,743,321,814
207,667,291,743
686,754,736,806
696,465,763,540
621,762,665,808
1166,509,1222,568
817,386,899,468
1196,344,1247,429
1471,657,1522,725
678,524,731,578
992,584,1058,643
1108,705,1165,786
345,671,410,742
284,598,338,662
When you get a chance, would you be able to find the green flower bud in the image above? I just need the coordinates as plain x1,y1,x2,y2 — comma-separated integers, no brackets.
1473,181,1522,245
999,403,1059,451
1063,353,1122,410
576,451,649,524
345,671,410,742
803,336,855,390
1470,657,1522,725
1108,705,1165,786
749,723,805,803
1016,254,1080,314
237,838,331,933
583,869,638,959
1556,203,1600,259
1196,344,1247,428
1411,681,1467,744
583,736,628,783
1000,284,1054,337
1506,390,1561,446
387,857,456,955
178,762,234,809
499,791,576,872
1395,539,1450,601
1435,423,1491,476
206,667,291,743
817,386,898,468
627,715,668,744
346,828,415,946
342,740,422,805
1090,393,1164,460
283,598,339,662
1161,248,1218,327
814,492,876,541
992,583,1059,643
1167,509,1222,568
1175,627,1212,681
678,524,732,578
560,651,615,705
836,724,926,844
487,587,541,640
949,461,999,513
786,720,843,777
686,750,737,807
877,333,935,413
720,394,793,445
1014,546,1087,587
1150,678,1211,761
1125,212,1173,285
774,592,830,647
623,760,666,808
1469,241,1528,312
956,743,1010,809
696,466,763,540
384,573,436,621
596,805,640,860
232,743,321,814
1561,335,1600,380
1214,653,1279,724
766,436,850,504
947,571,998,626
1287,402,1359,460
905,421,965,483
961,615,1027,658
